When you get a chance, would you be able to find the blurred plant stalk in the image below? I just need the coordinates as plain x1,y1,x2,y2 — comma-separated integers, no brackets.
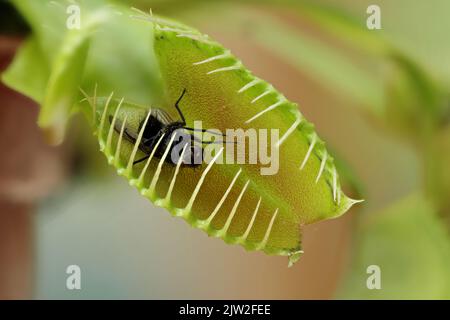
422,126,450,224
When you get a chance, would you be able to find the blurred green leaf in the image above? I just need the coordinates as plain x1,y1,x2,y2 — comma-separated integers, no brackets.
2,36,49,102
11,0,66,63
292,1,390,56
38,27,93,144
384,53,447,139
338,193,450,299
2,0,163,144
247,15,384,113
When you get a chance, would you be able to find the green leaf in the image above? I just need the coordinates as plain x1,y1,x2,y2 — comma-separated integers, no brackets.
1,36,49,103
3,0,163,143
384,53,446,138
38,27,93,145
292,1,390,56
10,0,65,64
246,16,384,113
338,193,450,299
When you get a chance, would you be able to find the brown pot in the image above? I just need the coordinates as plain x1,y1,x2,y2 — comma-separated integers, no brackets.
0,36,67,299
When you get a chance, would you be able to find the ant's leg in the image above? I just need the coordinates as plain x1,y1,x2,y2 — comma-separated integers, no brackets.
108,115,122,134
191,135,236,145
109,115,140,145
202,140,237,145
174,88,187,125
133,155,150,165
124,129,138,143
183,127,227,137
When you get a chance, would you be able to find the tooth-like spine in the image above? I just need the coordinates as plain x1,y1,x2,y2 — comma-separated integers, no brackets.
162,143,189,206
219,180,250,236
98,92,114,150
147,133,177,198
315,151,328,184
106,98,124,157
238,79,260,93
277,115,302,148
201,168,242,228
245,99,285,124
114,115,128,167
125,110,152,175
136,133,167,188
300,135,316,170
257,208,278,250
180,148,224,216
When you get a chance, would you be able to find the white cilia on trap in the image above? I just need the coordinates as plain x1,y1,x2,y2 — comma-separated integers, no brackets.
80,9,362,266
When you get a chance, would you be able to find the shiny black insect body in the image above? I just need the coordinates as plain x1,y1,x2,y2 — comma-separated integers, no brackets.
112,89,227,167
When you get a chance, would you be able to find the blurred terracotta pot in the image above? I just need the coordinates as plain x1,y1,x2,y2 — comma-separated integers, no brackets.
0,36,67,299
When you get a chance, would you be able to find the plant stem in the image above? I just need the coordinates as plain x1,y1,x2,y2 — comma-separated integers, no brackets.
422,126,450,225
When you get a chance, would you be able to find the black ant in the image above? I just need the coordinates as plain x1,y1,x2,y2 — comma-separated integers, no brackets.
110,89,230,168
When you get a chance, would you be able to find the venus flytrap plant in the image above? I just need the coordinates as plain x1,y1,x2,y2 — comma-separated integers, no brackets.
38,18,96,145
4,0,450,297
76,11,362,265
2,0,362,266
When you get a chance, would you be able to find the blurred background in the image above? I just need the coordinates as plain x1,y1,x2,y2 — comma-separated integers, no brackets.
0,0,449,299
